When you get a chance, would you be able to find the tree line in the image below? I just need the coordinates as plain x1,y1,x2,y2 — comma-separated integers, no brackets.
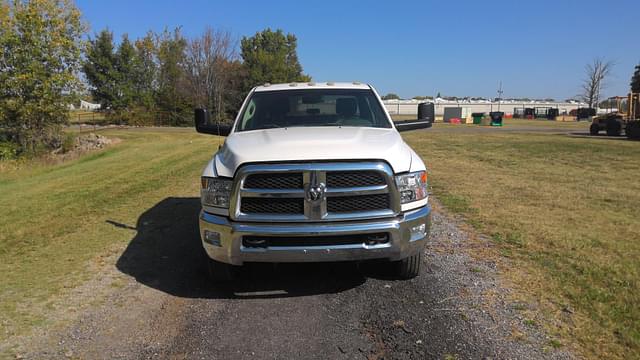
84,27,240,126
0,0,310,157
82,26,310,127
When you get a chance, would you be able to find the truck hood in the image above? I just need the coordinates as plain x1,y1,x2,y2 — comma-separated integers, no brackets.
213,127,413,177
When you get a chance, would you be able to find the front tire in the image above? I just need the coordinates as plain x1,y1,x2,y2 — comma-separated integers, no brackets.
606,119,622,136
589,123,599,135
395,252,422,279
626,121,640,140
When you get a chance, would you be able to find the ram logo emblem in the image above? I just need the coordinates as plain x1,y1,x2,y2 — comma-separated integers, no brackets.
306,182,326,202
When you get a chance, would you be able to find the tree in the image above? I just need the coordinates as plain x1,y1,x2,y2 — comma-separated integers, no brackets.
222,60,247,120
183,28,240,122
155,28,191,125
83,31,142,122
113,35,137,111
381,93,400,100
240,28,310,90
0,0,85,154
83,29,118,109
581,58,614,109
631,62,640,93
133,32,157,110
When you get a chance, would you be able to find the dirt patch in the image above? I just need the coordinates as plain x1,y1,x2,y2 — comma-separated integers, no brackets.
50,133,121,163
73,132,118,151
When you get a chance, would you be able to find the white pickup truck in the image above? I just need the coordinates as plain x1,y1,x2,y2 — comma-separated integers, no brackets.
194,82,432,281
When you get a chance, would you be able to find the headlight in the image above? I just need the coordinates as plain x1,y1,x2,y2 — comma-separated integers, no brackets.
395,171,428,204
201,177,233,208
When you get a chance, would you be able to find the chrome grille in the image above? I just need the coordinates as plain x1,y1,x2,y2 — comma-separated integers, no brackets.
326,171,385,188
244,173,303,189
240,198,304,214
232,162,400,222
327,194,390,213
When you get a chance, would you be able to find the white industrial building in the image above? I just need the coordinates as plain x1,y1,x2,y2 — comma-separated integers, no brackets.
383,98,586,116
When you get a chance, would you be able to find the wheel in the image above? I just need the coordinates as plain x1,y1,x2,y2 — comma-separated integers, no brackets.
626,121,640,140
395,252,422,279
589,123,600,135
606,119,622,136
206,257,238,282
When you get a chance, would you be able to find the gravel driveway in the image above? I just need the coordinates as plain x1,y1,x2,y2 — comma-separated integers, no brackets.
21,197,573,360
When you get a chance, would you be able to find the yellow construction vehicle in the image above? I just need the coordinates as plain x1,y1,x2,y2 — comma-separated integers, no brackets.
590,92,640,139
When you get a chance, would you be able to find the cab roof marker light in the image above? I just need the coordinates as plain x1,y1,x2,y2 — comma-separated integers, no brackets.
263,82,271,87
327,81,335,86
308,82,316,86
353,81,361,85
289,82,298,87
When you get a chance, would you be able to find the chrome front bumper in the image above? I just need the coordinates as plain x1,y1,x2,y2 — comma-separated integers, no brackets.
199,205,431,265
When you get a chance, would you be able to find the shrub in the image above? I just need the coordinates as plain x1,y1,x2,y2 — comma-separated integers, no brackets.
0,141,19,160
60,133,76,153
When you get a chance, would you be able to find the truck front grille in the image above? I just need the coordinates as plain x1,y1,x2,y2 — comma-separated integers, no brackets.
326,171,385,188
244,173,303,189
327,194,390,213
240,198,304,214
233,162,399,222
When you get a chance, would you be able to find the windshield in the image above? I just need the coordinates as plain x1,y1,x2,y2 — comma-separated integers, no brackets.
235,89,392,132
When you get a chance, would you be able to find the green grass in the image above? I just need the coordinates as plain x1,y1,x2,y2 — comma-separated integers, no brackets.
500,117,587,129
1,124,639,359
0,128,222,341
402,128,640,359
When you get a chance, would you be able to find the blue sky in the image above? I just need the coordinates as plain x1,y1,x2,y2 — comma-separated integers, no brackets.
77,0,639,100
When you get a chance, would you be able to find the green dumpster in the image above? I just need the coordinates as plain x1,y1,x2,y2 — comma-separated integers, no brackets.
490,111,504,126
472,112,484,125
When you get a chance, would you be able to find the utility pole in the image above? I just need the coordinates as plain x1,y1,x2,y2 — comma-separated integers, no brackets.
497,81,504,112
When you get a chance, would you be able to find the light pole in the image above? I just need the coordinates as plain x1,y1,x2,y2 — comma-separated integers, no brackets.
497,81,503,112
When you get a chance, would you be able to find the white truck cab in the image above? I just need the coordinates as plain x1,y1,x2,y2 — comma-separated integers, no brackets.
195,82,433,280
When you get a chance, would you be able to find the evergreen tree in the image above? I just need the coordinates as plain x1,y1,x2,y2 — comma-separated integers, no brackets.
113,35,137,111
155,28,191,125
631,63,640,93
240,28,310,90
83,30,118,109
133,32,157,110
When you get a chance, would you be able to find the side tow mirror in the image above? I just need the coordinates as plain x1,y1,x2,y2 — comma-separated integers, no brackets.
393,118,433,132
195,109,232,137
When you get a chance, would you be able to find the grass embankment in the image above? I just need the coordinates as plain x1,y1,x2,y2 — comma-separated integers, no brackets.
403,126,640,358
0,128,221,342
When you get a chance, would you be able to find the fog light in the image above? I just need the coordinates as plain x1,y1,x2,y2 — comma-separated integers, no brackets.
204,230,221,246
366,233,389,245
410,224,426,240
244,237,268,248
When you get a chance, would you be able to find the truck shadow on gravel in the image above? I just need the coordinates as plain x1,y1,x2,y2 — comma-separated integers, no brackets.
113,197,387,299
